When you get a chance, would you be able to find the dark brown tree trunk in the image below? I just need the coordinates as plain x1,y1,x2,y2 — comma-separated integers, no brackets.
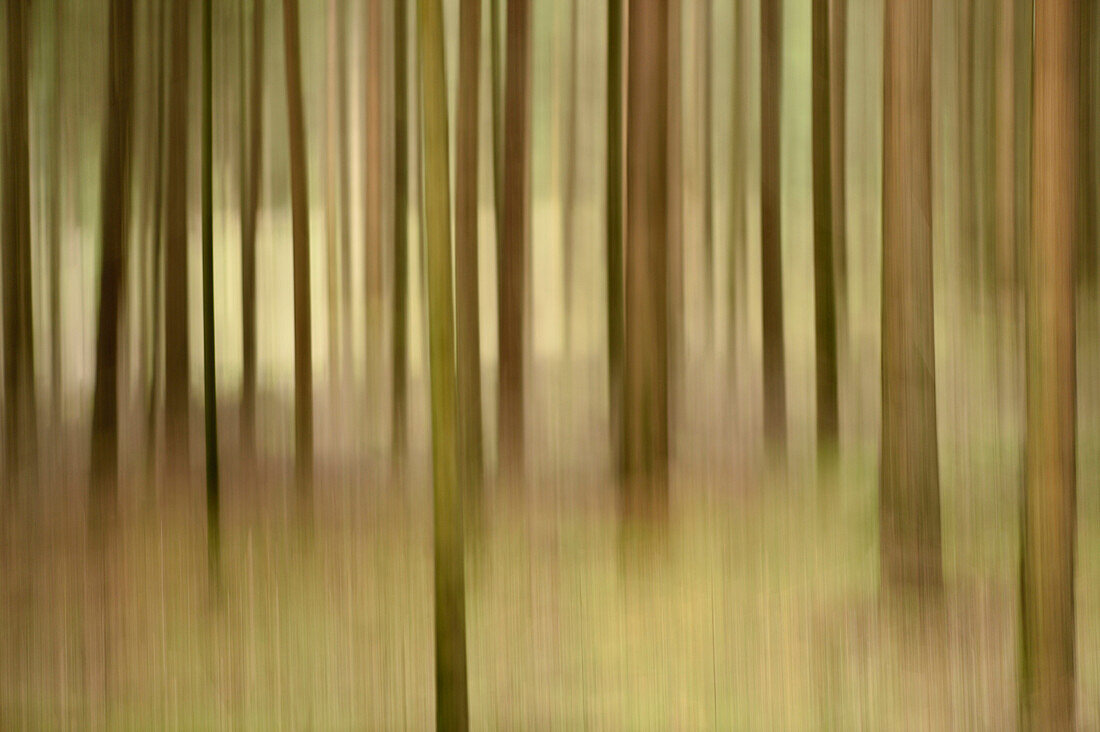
240,0,264,463
667,0,683,423
393,0,410,466
1021,0,1078,727
164,0,191,480
283,0,314,520
1080,0,1098,291
881,0,942,593
761,0,787,457
499,0,531,482
418,0,469,726
812,0,839,463
623,0,670,512
456,0,484,498
3,0,38,484
606,0,625,479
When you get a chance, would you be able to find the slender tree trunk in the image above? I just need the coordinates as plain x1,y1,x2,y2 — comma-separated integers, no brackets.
1021,0,1078,726
201,0,221,589
364,0,383,399
993,0,1018,416
3,0,38,484
881,0,942,593
325,0,341,387
283,0,314,520
392,0,409,466
560,0,579,356
761,0,787,457
89,0,136,526
812,0,839,463
606,0,625,480
729,0,747,358
456,0,484,497
164,0,191,480
829,0,848,360
1080,0,1097,292
50,0,64,432
667,0,683,423
958,0,979,300
240,0,264,463
499,0,531,482
338,0,353,378
490,0,504,258
623,0,670,512
700,0,714,347
418,0,469,726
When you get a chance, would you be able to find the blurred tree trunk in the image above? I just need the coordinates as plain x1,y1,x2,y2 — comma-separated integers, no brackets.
668,0,683,420
89,0,136,526
283,0,314,520
700,0,714,347
418,0,469,726
812,0,839,463
164,0,191,480
364,0,383,397
761,0,787,457
338,0,353,379
393,0,409,466
1080,0,1098,292
456,0,483,498
829,0,848,362
49,0,64,431
606,0,625,479
240,0,264,463
728,0,747,358
1021,0,1078,727
3,0,38,485
325,0,341,387
560,0,579,355
957,0,979,301
623,0,670,512
993,0,1019,414
201,0,220,587
976,0,998,301
490,0,504,263
880,0,942,593
499,0,531,482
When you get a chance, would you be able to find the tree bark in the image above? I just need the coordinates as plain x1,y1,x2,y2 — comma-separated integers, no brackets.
283,0,314,519
364,0,383,392
1080,0,1097,291
325,0,342,387
700,0,714,347
623,0,670,512
498,0,531,481
668,0,683,423
418,0,470,726
240,0,264,462
1021,0,1078,726
393,0,410,466
560,0,579,355
606,0,625,480
761,0,787,457
729,0,747,358
880,0,942,593
829,0,848,364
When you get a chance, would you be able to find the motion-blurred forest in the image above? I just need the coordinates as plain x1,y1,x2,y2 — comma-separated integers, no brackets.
2,0,1099,728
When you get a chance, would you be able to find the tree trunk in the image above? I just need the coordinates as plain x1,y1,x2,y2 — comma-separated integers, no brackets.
49,0,64,432
240,0,264,463
881,0,942,593
700,0,714,347
812,0,839,463
418,0,470,727
3,0,38,484
338,0,353,379
89,0,136,527
364,0,383,398
993,0,1019,418
957,0,979,301
325,0,341,387
829,0,848,368
490,0,504,270
729,0,747,359
393,0,409,466
560,0,579,356
606,0,625,480
667,0,683,426
164,0,191,480
283,0,314,520
1021,0,1078,726
1080,0,1097,291
761,0,787,457
499,0,531,482
456,0,484,498
201,0,221,589
623,0,670,512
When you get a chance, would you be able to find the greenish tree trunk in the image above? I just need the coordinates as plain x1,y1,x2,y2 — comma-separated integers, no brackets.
418,0,469,726
623,0,669,513
1021,1,1078,727
240,0,264,463
393,0,410,467
761,0,787,457
881,0,942,593
606,0,625,480
283,0,314,520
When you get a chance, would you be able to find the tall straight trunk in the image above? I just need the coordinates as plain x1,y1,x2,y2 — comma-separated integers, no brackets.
499,0,531,481
240,0,264,461
283,0,314,518
201,0,221,587
325,0,341,385
881,0,942,592
2,0,37,483
338,0,353,376
560,0,579,355
1021,1,1078,726
993,0,1018,406
364,0,383,384
418,1,469,726
668,0,683,415
164,0,191,479
490,0,504,255
700,0,714,346
89,0,136,524
393,0,409,464
829,0,848,354
1080,0,1097,291
957,0,979,298
606,0,625,479
728,0,747,356
50,0,64,431
761,0,787,456
455,0,483,495
812,0,839,461
975,0,998,298
623,0,670,510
